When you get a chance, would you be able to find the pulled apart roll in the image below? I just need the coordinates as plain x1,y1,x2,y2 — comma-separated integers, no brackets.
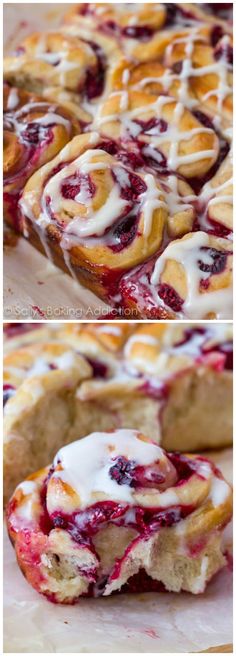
7,429,232,604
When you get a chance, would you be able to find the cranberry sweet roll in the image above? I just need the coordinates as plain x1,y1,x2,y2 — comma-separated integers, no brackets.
7,429,232,603
63,3,167,39
95,91,220,180
120,232,233,319
3,84,81,229
4,31,103,97
19,132,168,301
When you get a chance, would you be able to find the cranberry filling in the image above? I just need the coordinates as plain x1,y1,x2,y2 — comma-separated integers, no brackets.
21,123,50,145
113,170,147,201
171,61,183,74
165,3,199,27
203,341,233,371
82,40,106,99
158,283,184,313
4,323,40,337
203,3,233,20
211,25,225,47
135,117,168,135
188,139,230,195
215,42,233,65
117,150,145,170
206,216,232,239
141,146,168,172
60,173,96,200
122,25,154,41
3,384,16,407
83,356,108,378
109,214,139,252
109,456,137,486
198,247,228,275
96,139,118,156
193,110,215,131
168,452,198,483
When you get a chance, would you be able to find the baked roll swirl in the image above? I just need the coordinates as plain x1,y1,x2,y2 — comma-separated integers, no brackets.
3,83,81,230
19,132,168,300
6,429,232,603
109,29,232,125
63,3,167,38
95,91,219,179
3,31,105,99
120,232,232,319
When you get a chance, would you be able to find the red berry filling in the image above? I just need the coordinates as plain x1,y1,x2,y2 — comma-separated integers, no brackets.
60,173,96,200
83,356,108,378
136,118,168,135
198,247,228,275
215,42,233,65
122,25,154,41
82,40,106,100
202,341,233,370
109,456,137,486
158,283,184,313
110,214,139,252
113,171,147,202
21,123,51,145
4,323,40,337
165,3,200,27
211,25,225,47
3,384,16,407
203,3,233,21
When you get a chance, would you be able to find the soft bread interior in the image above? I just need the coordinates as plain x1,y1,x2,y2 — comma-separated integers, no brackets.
30,524,226,603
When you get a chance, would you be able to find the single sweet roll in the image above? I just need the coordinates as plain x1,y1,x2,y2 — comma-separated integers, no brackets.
120,232,233,319
19,132,168,300
95,91,219,179
63,3,167,43
3,83,81,229
4,31,102,97
109,28,233,126
6,429,233,603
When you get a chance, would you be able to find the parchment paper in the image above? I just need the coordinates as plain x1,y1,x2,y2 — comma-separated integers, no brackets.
3,449,233,653
3,4,109,320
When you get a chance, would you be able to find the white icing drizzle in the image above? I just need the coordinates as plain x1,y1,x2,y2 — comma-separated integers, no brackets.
6,87,19,110
16,480,37,495
96,325,122,336
95,95,216,171
53,429,164,508
5,350,75,381
5,101,71,143
139,174,167,237
150,232,232,319
209,476,230,507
